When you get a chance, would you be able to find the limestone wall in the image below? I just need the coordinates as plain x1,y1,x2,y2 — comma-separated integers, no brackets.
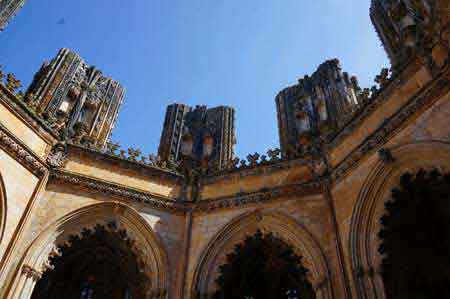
0,96,51,159
0,149,40,262
332,88,450,297
4,182,186,299
186,193,348,298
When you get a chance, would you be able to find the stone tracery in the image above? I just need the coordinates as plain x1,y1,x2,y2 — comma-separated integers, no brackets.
192,211,332,299
213,230,316,299
378,169,450,298
6,203,169,299
31,222,152,299
349,142,450,298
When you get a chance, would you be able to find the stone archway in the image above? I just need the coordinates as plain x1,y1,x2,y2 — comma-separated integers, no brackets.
30,222,152,299
6,202,169,299
349,141,450,299
378,169,450,298
191,210,332,299
213,229,316,299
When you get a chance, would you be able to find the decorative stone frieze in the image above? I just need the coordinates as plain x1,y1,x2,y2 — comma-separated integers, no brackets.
192,180,322,213
49,168,322,213
0,124,47,176
49,170,186,213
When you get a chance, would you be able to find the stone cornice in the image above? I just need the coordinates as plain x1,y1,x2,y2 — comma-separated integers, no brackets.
0,123,47,176
49,169,323,214
331,68,450,184
67,143,183,182
48,169,186,213
203,157,311,184
192,180,322,213
0,84,59,142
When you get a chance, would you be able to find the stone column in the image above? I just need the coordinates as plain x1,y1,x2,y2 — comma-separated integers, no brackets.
13,265,42,299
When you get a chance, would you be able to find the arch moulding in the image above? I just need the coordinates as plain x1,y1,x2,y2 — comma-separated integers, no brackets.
191,209,333,299
349,140,450,299
0,173,7,249
5,202,170,299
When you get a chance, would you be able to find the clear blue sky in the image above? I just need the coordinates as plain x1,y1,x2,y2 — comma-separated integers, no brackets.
0,0,389,158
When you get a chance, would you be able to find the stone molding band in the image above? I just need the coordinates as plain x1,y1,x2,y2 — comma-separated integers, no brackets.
49,169,323,213
49,170,186,213
332,71,450,183
0,124,47,176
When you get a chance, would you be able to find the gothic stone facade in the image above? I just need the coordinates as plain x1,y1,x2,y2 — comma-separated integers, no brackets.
0,0,449,298
0,0,26,31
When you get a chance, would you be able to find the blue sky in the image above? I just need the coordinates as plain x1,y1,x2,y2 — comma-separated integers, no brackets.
0,0,389,158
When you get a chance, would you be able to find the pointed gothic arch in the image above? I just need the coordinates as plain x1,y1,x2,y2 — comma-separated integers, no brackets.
378,169,450,298
191,210,332,299
349,141,450,298
5,202,169,299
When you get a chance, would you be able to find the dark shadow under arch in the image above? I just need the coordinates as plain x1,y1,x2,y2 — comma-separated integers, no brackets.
349,141,450,298
191,210,332,299
214,229,316,299
31,222,151,299
378,169,450,298
6,202,169,299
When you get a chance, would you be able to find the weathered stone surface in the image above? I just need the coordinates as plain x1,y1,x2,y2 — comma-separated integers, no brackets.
0,2,449,298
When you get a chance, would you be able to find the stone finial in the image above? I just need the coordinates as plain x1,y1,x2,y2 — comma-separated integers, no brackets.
6,73,21,92
106,141,120,155
148,154,157,165
127,147,141,161
375,68,390,88
267,148,281,162
0,66,4,82
246,153,260,167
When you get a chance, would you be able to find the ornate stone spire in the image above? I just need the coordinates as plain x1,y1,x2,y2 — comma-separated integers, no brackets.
158,103,236,170
0,0,26,31
275,59,360,158
371,0,450,69
26,48,125,148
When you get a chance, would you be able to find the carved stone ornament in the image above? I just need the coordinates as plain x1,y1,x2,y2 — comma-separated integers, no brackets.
22,265,43,281
332,75,450,183
46,143,68,168
50,169,321,213
0,125,47,176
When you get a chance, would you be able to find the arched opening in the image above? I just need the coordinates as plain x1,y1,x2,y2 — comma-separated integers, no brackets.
30,222,150,299
378,169,450,298
214,230,316,299
192,211,332,298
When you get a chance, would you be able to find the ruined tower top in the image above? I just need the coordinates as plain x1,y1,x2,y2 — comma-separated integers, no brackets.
275,59,360,158
158,103,236,170
26,48,125,148
0,0,26,31
370,0,449,69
